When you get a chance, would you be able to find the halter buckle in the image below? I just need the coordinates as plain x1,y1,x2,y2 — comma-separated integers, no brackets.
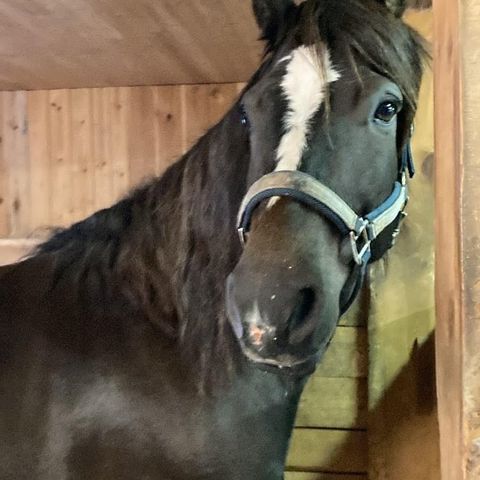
350,221,372,266
391,211,408,246
238,227,247,246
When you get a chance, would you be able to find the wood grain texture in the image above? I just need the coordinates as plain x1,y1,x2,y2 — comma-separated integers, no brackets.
0,238,38,265
295,377,367,429
315,327,367,379
0,93,8,236
0,0,262,90
433,0,465,478
109,88,130,199
92,88,113,211
285,474,366,480
71,88,94,219
27,90,50,232
455,0,480,478
0,83,244,236
1,91,30,237
127,86,157,186
286,429,367,473
152,86,183,175
48,89,72,227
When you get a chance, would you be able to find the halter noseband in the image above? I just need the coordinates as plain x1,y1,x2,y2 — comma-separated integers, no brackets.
236,141,414,311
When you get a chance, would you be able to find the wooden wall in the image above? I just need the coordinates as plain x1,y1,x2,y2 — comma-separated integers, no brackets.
434,0,480,477
0,84,243,239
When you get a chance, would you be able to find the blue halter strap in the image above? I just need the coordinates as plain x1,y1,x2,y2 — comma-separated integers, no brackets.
237,142,414,268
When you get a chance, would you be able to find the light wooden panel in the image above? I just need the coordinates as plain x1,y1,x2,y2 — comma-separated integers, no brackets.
285,474,366,480
0,239,38,266
0,0,262,90
0,83,243,237
28,90,51,228
0,92,30,236
296,377,367,429
315,326,367,378
433,0,463,477
286,429,367,473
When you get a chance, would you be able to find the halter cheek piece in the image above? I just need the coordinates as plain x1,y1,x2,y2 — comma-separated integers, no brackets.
236,140,415,313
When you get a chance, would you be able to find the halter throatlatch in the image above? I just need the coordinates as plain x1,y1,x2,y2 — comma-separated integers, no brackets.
236,143,414,308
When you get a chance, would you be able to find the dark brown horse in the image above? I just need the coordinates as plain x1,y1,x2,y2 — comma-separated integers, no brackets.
0,1,426,478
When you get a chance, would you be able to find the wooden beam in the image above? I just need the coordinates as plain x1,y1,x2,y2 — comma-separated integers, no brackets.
433,0,464,477
434,0,480,477
285,474,366,480
0,238,39,266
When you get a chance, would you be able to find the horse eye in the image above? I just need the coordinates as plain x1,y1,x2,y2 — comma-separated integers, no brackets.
374,101,399,123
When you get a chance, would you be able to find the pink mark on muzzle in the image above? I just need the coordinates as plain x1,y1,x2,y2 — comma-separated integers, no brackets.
249,324,266,346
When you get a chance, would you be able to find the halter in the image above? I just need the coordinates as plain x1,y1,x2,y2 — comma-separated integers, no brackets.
236,140,415,312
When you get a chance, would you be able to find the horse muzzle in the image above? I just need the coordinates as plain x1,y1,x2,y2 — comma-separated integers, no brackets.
226,272,323,372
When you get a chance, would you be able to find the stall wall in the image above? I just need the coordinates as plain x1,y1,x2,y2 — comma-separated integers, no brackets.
0,83,242,238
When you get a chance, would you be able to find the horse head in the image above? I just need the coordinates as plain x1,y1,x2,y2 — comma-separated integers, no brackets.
226,0,426,373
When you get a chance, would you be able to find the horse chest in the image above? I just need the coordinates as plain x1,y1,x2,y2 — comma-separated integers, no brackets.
37,366,301,480
112,370,300,479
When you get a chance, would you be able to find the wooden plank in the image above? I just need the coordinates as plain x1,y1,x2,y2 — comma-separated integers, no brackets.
152,85,183,175
0,92,8,237
71,88,94,220
92,88,113,212
433,0,464,479
109,88,130,201
0,81,259,237
315,327,367,379
48,89,71,227
285,473,366,480
127,86,157,187
27,90,51,233
296,377,367,429
435,0,480,478
461,1,480,476
0,238,39,266
2,91,30,237
286,429,367,473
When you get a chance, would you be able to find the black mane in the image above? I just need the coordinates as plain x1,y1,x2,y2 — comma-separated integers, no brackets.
34,0,427,386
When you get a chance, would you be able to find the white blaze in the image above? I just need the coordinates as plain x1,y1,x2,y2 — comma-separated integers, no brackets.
275,45,340,172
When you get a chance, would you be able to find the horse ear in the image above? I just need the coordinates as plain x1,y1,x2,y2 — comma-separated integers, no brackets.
252,0,296,45
378,0,408,17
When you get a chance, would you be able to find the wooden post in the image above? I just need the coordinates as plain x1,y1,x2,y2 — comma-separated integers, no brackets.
434,0,480,477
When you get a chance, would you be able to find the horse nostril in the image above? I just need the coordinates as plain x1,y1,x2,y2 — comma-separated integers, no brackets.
287,287,316,335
